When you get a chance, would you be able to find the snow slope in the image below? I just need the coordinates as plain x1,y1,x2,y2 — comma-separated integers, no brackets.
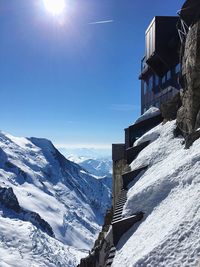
0,131,111,266
113,121,200,267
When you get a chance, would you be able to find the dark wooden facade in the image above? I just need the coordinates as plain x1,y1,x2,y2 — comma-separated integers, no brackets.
140,16,181,114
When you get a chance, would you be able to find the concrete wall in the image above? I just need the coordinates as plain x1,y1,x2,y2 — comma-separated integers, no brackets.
112,158,127,208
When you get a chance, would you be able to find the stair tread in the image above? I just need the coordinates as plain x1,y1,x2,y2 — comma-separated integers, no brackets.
114,211,122,215
114,210,123,214
112,218,122,222
113,214,122,219
115,206,123,210
109,246,116,252
112,214,138,224
107,252,115,259
116,202,126,205
115,207,124,210
106,258,114,264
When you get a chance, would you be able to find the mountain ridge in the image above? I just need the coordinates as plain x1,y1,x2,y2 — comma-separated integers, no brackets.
0,131,111,266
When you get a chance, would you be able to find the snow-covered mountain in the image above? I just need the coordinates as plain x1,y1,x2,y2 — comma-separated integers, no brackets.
80,158,112,177
67,156,112,177
0,131,111,266
59,147,111,160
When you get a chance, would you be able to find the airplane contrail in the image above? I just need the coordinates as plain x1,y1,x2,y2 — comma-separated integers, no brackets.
89,20,114,25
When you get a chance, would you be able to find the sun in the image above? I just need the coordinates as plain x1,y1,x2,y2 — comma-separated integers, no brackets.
43,0,66,16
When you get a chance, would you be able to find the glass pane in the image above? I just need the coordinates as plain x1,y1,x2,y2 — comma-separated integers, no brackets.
167,70,171,80
175,63,181,74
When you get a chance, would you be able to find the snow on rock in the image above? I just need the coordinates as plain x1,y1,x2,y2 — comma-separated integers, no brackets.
113,121,200,267
133,123,161,147
134,107,161,124
0,131,111,266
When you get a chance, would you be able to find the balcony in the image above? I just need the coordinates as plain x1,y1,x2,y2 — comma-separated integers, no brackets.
145,16,180,77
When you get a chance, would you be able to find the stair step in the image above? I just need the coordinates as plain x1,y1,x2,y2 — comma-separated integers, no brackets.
112,214,123,219
112,217,122,223
109,246,116,253
114,210,122,216
114,208,124,213
117,198,126,202
112,215,122,221
114,209,123,214
114,211,123,216
115,206,124,211
117,196,127,200
106,248,116,267
119,193,127,196
112,212,144,245
122,166,148,189
119,194,126,198
119,193,127,197
115,204,124,208
115,203,125,207
126,140,150,164
113,213,122,219
116,203,125,207
116,201,126,206
107,251,115,259
118,195,127,199
106,259,113,266
112,218,122,224
116,200,125,205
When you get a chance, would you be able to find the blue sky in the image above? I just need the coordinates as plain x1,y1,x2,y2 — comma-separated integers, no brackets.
0,0,184,150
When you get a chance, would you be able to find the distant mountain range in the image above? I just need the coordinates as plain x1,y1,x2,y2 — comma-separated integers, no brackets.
67,155,112,177
58,147,111,160
0,131,111,266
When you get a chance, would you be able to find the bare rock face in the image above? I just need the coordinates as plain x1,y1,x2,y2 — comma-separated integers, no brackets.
177,20,200,141
0,187,21,213
160,92,181,122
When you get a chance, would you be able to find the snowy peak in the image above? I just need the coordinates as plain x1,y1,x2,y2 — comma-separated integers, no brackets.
0,131,111,266
67,153,112,177
79,158,112,177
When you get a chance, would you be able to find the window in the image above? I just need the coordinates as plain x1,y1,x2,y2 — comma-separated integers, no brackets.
149,76,153,91
155,75,159,86
175,63,181,74
144,82,148,94
162,75,166,84
167,70,171,80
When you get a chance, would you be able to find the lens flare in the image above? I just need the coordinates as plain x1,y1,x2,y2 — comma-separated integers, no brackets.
43,0,66,16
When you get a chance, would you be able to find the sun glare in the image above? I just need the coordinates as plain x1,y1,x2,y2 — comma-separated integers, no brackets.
43,0,66,16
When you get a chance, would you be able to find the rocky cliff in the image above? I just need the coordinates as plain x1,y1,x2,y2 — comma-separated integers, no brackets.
177,19,200,147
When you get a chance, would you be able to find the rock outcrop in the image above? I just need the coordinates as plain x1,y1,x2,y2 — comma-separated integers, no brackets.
160,92,181,122
0,186,54,237
0,187,21,213
177,20,200,146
